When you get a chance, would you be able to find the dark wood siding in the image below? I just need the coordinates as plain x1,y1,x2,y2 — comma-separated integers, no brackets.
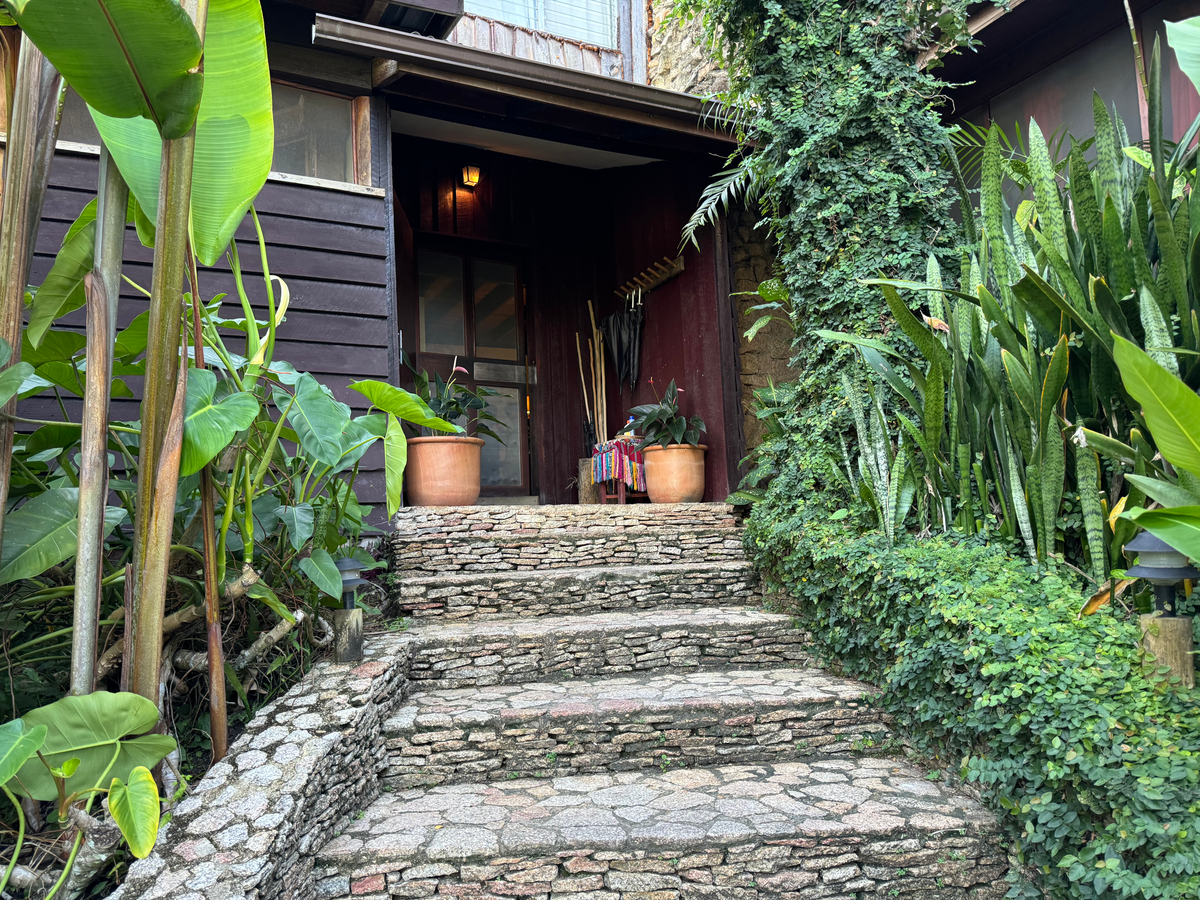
25,150,395,510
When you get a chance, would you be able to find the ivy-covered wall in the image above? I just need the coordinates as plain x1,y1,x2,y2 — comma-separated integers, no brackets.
675,0,971,419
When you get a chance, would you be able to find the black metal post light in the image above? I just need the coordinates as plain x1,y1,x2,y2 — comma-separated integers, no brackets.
332,556,368,663
1125,532,1200,616
1125,531,1199,688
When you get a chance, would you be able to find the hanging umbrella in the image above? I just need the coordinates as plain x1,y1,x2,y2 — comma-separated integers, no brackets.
629,288,644,387
602,307,627,387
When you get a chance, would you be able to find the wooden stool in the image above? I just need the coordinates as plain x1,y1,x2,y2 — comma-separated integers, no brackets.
598,480,649,504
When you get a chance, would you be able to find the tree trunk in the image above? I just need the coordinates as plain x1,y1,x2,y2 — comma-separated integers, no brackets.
0,37,62,562
71,147,128,696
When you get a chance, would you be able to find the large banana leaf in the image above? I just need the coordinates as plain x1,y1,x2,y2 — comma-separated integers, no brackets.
1113,335,1200,479
7,693,176,801
0,489,125,584
1167,16,1200,97
26,221,93,349
181,369,259,476
92,0,273,266
6,0,201,140
1124,505,1200,562
1125,473,1200,508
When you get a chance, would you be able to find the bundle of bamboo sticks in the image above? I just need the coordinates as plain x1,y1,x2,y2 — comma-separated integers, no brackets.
575,300,608,449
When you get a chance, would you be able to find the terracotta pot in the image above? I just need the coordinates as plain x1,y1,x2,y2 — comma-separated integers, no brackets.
406,436,485,506
643,444,706,503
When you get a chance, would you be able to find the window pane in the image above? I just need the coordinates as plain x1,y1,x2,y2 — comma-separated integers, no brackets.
271,84,354,183
473,260,518,361
465,0,615,48
59,88,100,146
479,387,522,487
419,251,466,355
542,0,615,48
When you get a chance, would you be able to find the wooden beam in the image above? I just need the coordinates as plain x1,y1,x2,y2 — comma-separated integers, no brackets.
373,56,406,89
352,94,373,186
363,0,388,24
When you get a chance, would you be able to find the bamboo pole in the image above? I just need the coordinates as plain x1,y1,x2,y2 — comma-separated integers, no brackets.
0,37,62,567
575,333,592,425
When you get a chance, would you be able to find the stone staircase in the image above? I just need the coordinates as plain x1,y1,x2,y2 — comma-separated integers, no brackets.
312,504,1005,900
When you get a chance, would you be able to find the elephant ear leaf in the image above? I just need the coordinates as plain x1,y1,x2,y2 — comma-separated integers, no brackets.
1113,335,1200,479
6,0,203,140
0,488,125,585
108,767,161,859
181,369,260,476
0,719,46,787
299,548,343,599
9,692,175,801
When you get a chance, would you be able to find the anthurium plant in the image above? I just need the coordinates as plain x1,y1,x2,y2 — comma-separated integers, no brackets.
628,378,706,450
404,354,506,443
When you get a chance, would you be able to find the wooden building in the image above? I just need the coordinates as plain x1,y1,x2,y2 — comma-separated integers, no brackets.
32,0,745,511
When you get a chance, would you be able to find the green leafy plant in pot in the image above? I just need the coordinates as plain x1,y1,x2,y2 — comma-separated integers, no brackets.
400,356,507,506
629,378,707,503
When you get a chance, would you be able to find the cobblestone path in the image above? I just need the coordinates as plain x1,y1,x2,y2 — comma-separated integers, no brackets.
312,504,1005,900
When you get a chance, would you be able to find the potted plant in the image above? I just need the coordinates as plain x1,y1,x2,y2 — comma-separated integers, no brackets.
629,378,707,503
406,359,506,506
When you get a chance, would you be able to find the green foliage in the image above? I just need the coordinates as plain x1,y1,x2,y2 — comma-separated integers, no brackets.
88,0,274,265
744,499,1200,899
628,378,706,449
107,766,161,859
4,0,203,140
6,692,174,802
673,0,970,398
405,355,506,443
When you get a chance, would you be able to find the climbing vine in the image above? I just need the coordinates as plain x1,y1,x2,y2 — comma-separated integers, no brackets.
676,0,979,409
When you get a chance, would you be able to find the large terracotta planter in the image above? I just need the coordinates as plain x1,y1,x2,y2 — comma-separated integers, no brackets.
406,436,485,506
643,444,706,503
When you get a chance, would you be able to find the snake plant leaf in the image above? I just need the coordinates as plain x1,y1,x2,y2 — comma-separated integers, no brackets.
7,693,175,801
26,221,94,349
1011,269,1067,340
107,767,160,859
858,346,920,414
1028,118,1069,261
384,413,407,519
91,0,273,266
1092,92,1122,210
1138,286,1179,374
181,369,259,476
298,547,342,599
1001,350,1038,423
0,720,46,788
1039,336,1070,440
1113,334,1200,478
0,489,125,585
1070,145,1105,274
1147,178,1191,345
879,284,953,379
348,380,461,432
1041,417,1066,550
1124,505,1200,562
977,286,1025,358
981,125,1013,292
1102,195,1136,300
1125,473,1200,508
1074,442,1108,583
1090,277,1133,344
5,0,201,140
813,330,905,360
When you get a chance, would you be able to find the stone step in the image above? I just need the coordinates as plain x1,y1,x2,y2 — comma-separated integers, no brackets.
382,668,891,788
391,503,744,541
390,526,748,574
404,607,813,691
388,562,760,622
313,760,1005,900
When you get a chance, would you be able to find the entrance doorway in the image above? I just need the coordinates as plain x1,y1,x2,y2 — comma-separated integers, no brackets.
413,242,535,497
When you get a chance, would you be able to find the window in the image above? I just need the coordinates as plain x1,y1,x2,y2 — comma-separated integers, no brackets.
271,84,355,183
466,0,616,49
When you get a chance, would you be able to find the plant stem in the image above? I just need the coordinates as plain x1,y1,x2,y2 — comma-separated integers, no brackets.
129,0,210,704
72,146,128,697
0,786,26,893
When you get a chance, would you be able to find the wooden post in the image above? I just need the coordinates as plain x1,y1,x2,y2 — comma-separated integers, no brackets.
333,608,364,664
1140,613,1195,689
351,95,372,187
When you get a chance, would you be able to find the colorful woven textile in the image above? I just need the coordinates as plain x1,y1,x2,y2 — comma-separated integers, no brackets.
592,438,645,490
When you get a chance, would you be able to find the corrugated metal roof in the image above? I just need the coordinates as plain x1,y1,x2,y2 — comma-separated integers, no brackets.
447,12,625,80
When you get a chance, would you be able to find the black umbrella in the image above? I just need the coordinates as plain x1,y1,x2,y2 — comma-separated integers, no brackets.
629,289,644,387
602,290,646,392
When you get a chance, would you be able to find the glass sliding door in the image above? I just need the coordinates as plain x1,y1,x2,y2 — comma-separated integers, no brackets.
414,246,533,496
